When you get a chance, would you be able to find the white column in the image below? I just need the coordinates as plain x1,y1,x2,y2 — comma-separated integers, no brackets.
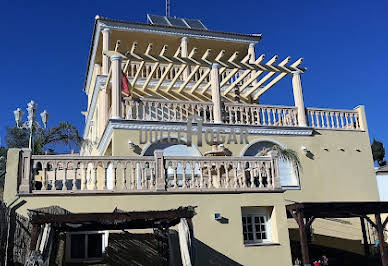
248,43,257,85
292,71,307,126
102,28,111,75
111,55,122,119
181,37,189,80
211,63,222,123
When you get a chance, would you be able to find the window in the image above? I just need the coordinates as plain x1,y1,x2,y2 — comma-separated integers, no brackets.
241,207,274,245
242,214,270,244
66,231,108,262
243,140,300,188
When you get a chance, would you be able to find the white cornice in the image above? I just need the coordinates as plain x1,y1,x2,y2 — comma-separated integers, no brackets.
97,120,313,155
98,21,260,44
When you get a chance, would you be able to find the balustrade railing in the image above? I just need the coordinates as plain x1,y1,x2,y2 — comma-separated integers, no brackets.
306,108,360,130
224,103,299,127
20,153,280,194
125,98,214,123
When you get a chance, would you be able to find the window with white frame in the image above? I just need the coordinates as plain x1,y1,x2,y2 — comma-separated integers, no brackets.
241,207,272,244
66,231,108,262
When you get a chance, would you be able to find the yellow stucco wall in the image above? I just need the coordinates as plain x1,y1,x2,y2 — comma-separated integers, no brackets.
10,192,292,266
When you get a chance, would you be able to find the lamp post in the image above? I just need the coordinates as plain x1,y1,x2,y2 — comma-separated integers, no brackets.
13,100,49,152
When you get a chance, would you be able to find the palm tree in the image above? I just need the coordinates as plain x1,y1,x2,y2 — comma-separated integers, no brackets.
5,121,83,155
262,144,302,171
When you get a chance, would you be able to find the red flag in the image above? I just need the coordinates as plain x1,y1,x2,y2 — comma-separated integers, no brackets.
121,71,130,96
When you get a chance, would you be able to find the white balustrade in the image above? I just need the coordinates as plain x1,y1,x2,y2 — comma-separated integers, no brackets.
125,98,214,123
26,155,280,193
164,156,278,191
224,103,299,127
306,108,360,130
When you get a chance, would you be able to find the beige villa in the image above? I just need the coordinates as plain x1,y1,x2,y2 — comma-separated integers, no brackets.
3,14,384,266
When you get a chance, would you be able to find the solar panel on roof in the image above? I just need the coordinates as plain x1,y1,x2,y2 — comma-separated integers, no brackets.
184,19,207,30
168,17,188,28
147,14,170,26
147,14,208,30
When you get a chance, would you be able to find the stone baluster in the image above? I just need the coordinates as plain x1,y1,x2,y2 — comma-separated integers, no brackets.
102,162,108,190
233,162,238,188
199,162,204,188
122,162,127,190
225,162,230,188
216,162,221,188
72,163,78,190
173,162,178,189
41,163,47,191
82,164,88,190
131,162,136,190
319,111,324,128
207,163,213,189
112,162,118,190
92,163,98,190
62,162,68,191
190,162,195,188
258,163,264,188
249,162,255,188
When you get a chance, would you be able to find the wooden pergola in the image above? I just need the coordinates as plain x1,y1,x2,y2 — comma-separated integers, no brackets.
29,206,196,251
103,41,305,103
286,202,388,266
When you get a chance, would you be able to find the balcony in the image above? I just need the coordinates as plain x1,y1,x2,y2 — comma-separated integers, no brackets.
18,150,281,195
123,97,362,131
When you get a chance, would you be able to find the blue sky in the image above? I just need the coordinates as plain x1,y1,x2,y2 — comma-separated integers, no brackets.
1,1,387,152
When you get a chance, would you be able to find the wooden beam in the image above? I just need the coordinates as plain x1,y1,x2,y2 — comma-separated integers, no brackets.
375,213,388,266
360,217,371,257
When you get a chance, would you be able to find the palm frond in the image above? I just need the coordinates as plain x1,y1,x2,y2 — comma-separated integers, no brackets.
270,144,302,171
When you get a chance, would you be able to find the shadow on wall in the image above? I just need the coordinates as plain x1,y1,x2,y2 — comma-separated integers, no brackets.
101,231,242,266
168,230,242,266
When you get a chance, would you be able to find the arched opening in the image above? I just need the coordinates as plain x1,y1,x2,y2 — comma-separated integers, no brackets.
142,138,202,187
242,140,300,188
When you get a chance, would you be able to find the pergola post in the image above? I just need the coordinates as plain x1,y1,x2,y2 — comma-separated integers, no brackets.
288,207,311,266
375,213,388,266
110,55,122,119
248,43,257,86
181,37,189,80
292,71,307,127
210,63,222,123
102,28,111,75
30,224,40,251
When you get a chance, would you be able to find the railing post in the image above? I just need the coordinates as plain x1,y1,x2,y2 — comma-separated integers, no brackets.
211,63,222,123
271,156,281,189
354,105,368,132
111,55,122,119
154,150,166,191
19,148,32,193
292,71,307,127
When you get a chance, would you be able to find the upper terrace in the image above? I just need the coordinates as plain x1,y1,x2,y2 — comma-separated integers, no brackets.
83,16,365,144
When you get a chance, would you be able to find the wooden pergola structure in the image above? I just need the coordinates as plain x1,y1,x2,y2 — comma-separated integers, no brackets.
103,41,305,103
287,202,388,266
29,206,196,251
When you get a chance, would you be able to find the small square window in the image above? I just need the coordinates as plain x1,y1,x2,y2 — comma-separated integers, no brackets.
241,211,271,244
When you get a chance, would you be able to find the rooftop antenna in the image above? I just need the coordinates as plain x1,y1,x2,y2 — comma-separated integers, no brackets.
166,0,170,17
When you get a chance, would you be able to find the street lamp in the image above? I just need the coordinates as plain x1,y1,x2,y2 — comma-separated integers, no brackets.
13,100,49,151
